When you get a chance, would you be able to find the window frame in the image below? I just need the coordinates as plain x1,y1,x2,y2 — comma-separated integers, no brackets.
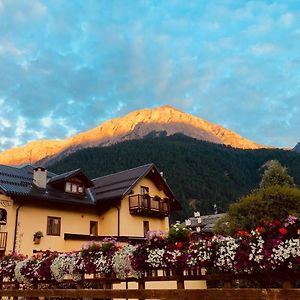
90,221,98,236
143,220,149,237
47,216,61,236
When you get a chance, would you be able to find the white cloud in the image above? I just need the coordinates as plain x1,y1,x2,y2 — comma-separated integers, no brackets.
251,43,278,55
41,116,53,128
0,1,4,14
0,40,24,56
280,12,294,27
31,1,47,17
15,116,26,137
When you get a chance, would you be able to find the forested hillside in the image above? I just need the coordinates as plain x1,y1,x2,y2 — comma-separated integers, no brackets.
48,134,300,220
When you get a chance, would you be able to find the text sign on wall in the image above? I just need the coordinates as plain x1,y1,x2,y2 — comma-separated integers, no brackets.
0,208,7,225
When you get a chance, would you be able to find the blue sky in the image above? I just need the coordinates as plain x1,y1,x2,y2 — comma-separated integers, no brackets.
0,0,299,150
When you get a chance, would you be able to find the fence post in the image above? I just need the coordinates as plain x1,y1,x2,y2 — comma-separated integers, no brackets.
282,280,292,288
176,269,185,290
13,282,19,300
138,279,145,300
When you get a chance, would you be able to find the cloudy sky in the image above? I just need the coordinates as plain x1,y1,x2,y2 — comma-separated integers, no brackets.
0,0,299,151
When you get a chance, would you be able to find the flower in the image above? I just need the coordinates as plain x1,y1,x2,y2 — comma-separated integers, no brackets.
279,228,287,235
256,227,263,234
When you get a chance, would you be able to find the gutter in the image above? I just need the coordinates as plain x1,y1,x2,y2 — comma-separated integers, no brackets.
13,203,23,253
114,205,120,236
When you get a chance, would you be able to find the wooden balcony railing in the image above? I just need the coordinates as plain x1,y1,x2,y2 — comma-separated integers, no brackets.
0,232,7,252
129,194,170,217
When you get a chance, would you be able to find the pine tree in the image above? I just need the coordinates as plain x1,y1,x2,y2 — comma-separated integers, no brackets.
260,160,294,189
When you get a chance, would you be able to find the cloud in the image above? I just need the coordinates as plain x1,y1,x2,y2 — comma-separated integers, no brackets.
251,43,279,55
280,12,294,27
0,0,299,151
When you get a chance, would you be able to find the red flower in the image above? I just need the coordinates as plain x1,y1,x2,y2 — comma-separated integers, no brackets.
175,242,183,249
279,227,287,235
256,227,263,233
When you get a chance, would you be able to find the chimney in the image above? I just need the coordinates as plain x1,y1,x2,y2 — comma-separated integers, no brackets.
33,167,47,189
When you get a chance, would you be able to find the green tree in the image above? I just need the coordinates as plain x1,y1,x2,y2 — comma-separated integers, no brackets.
260,160,294,189
216,185,300,235
216,161,299,235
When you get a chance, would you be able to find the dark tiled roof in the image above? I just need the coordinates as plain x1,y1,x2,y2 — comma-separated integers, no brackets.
185,213,226,233
92,164,154,202
0,164,55,195
48,169,94,187
0,164,94,207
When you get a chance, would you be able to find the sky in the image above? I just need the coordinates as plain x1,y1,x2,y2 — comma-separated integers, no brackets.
0,0,299,151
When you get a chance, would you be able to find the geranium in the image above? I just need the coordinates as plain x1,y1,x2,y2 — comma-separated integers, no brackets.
112,244,141,279
0,253,26,280
50,252,82,282
279,227,287,235
212,236,239,272
186,240,213,268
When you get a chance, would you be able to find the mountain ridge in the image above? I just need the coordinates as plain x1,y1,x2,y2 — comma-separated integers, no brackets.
47,134,300,219
0,105,265,166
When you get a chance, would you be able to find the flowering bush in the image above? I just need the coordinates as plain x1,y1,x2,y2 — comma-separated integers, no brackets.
112,244,141,279
0,216,299,284
0,253,26,280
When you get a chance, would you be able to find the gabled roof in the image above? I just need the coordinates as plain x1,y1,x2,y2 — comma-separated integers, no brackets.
91,163,180,210
0,164,94,207
48,169,94,187
0,164,55,195
185,213,226,233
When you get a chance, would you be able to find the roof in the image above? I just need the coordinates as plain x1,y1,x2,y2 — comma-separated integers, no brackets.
0,163,180,213
92,164,154,202
48,169,94,187
0,164,94,207
185,213,226,233
0,164,55,195
91,163,180,210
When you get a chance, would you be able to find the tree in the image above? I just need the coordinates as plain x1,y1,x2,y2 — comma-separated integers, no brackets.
260,160,294,189
216,161,299,235
216,185,300,235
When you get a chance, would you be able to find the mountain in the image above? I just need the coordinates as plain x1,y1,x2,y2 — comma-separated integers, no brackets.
294,142,300,153
48,134,300,220
0,105,264,166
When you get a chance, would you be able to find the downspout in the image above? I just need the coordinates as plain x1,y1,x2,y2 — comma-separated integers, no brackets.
13,203,23,253
114,205,120,237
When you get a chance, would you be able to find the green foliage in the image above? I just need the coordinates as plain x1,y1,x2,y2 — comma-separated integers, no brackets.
260,160,294,189
167,223,191,244
48,134,300,221
218,185,300,235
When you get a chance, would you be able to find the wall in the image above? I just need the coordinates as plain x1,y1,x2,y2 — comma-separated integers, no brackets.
119,177,169,237
0,174,172,256
7,203,101,255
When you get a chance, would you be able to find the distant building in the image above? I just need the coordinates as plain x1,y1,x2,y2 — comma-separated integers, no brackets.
183,212,226,237
0,163,180,256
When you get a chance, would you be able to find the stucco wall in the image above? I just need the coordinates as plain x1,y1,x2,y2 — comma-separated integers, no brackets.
0,175,172,256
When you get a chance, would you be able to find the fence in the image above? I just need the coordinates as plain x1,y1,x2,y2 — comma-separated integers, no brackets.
1,270,300,299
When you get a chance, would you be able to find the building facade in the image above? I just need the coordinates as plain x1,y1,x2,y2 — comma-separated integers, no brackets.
0,163,180,256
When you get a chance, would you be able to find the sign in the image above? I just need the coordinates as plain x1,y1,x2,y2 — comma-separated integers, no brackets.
0,208,7,225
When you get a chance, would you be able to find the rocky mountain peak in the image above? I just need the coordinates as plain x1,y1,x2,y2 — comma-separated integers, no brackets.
0,105,265,166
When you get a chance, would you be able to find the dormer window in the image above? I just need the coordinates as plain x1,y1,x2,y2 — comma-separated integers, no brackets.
65,181,84,194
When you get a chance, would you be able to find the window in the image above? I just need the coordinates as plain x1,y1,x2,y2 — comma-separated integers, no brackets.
140,186,149,195
65,182,84,194
143,221,149,237
47,216,61,236
65,182,71,192
90,221,98,236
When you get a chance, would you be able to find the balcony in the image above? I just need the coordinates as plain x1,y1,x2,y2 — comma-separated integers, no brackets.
0,232,7,252
129,194,170,217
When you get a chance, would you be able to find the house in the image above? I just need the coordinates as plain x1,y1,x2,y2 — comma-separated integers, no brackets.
183,213,226,238
0,163,180,256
